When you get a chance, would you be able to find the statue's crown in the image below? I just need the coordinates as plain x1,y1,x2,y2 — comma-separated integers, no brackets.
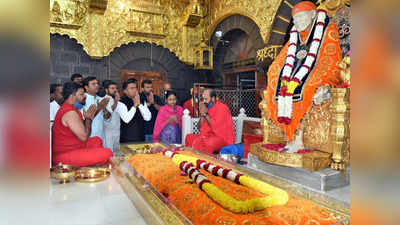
292,1,317,17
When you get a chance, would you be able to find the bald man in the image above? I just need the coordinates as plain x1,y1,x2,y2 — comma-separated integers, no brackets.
185,89,235,155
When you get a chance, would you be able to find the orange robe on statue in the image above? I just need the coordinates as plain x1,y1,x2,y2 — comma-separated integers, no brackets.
185,101,235,154
266,22,342,141
52,103,113,167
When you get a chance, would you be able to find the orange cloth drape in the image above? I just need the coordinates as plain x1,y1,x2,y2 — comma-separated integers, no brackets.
128,152,341,225
266,22,342,140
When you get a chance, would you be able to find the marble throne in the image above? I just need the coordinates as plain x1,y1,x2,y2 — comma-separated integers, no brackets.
251,85,349,171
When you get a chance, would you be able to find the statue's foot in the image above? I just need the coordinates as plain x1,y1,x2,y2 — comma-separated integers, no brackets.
283,131,304,153
283,144,299,153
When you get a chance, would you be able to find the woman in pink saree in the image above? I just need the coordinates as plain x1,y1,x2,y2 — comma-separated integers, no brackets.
153,91,184,144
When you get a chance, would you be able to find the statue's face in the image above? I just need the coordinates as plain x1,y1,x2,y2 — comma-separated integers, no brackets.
293,10,316,32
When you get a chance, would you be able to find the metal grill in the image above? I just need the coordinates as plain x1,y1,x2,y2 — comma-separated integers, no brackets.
192,118,200,134
215,89,260,117
192,83,262,118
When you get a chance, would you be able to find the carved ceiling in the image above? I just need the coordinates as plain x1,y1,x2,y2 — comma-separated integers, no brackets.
50,0,349,67
50,0,287,64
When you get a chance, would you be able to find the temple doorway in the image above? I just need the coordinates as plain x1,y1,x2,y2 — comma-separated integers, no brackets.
120,70,167,96
209,15,266,117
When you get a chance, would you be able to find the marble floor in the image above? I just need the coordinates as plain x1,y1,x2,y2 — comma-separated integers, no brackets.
49,174,147,225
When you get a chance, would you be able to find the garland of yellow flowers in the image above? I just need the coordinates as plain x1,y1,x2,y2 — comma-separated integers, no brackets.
161,150,289,214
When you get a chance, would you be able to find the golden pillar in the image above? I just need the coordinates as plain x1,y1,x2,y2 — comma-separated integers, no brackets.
329,88,349,170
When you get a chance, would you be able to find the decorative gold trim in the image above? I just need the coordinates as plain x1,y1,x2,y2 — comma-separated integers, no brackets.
50,0,283,62
50,22,82,30
271,29,286,35
111,159,190,225
126,31,166,39
317,0,350,17
126,175,188,225
250,143,332,171
284,0,294,8
277,15,291,23
129,8,165,16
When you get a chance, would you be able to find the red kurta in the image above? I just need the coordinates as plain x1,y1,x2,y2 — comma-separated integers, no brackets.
52,103,112,167
185,101,235,154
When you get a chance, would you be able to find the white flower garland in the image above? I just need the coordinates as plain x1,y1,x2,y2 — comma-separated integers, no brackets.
277,10,328,124
162,150,243,186
159,149,290,213
197,159,242,183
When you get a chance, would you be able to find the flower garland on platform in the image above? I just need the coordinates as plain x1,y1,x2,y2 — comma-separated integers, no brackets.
278,9,328,124
161,150,289,213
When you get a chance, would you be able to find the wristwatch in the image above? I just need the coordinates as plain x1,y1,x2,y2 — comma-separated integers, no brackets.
201,113,208,117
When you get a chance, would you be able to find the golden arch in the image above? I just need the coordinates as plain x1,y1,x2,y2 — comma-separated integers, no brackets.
206,9,262,41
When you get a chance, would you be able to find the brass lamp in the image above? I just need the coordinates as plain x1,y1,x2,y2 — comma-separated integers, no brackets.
194,41,213,70
184,0,204,27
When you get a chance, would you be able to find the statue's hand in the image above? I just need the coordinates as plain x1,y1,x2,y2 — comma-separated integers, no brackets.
287,80,300,94
313,85,330,105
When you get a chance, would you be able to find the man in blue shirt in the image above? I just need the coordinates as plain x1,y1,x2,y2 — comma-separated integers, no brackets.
82,76,110,143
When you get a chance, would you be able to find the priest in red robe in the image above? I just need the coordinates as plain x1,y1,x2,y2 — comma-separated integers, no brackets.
185,89,235,154
52,82,113,167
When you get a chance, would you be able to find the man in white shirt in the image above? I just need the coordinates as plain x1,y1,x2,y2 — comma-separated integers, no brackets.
82,76,110,143
103,81,123,152
119,78,151,143
50,83,63,121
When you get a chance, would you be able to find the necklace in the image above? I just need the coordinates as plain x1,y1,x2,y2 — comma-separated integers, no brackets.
296,45,308,60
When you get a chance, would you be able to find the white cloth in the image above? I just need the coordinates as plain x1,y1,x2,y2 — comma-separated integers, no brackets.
113,100,152,123
104,95,121,152
50,101,60,121
104,95,120,131
103,95,151,151
84,94,105,141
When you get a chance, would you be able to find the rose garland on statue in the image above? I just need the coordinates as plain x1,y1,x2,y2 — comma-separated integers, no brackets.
161,149,289,213
278,9,328,124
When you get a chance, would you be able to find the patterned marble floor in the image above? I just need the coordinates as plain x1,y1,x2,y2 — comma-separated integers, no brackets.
49,173,147,225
